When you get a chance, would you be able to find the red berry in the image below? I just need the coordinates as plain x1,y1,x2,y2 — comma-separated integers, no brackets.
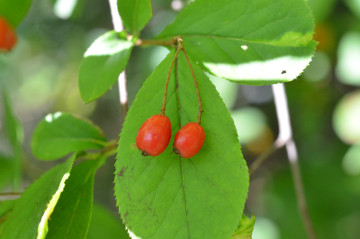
174,122,205,158
0,17,17,52
136,114,171,156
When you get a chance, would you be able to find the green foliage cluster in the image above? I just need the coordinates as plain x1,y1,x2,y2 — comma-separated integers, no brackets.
0,0,316,238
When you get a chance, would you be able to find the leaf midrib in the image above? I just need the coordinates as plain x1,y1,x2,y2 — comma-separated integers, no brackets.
180,158,191,239
168,34,313,48
41,137,106,145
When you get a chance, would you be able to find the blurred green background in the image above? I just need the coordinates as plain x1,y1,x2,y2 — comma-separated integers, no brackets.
1,0,360,238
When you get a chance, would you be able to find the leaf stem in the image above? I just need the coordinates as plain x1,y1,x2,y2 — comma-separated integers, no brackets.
160,38,183,115
135,38,177,47
175,58,181,126
76,139,118,161
181,47,203,123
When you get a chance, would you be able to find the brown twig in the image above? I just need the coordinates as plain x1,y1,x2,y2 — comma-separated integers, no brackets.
135,38,177,48
249,84,317,239
0,192,22,196
271,84,317,239
0,192,22,201
249,143,281,176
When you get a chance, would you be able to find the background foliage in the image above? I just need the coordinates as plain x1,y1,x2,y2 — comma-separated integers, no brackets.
0,0,360,238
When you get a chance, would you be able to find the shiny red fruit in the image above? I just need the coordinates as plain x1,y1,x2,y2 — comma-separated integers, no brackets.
136,114,171,156
174,122,205,158
0,17,17,52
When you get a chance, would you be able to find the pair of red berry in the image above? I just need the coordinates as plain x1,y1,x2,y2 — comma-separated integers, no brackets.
0,17,17,52
136,114,205,158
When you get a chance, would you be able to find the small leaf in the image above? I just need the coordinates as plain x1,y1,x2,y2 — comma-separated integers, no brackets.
87,204,130,239
231,214,256,239
31,112,106,160
0,156,12,189
0,155,75,239
2,90,23,190
47,157,106,239
79,31,133,103
117,0,152,35
158,0,316,85
115,51,249,238
2,90,23,153
0,0,32,27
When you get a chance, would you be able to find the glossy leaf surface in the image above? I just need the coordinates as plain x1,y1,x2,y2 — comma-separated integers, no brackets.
158,0,316,85
115,51,249,239
31,112,106,160
47,157,105,239
79,31,133,103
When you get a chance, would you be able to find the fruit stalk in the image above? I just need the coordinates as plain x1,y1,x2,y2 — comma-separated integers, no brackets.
160,38,183,115
181,47,203,124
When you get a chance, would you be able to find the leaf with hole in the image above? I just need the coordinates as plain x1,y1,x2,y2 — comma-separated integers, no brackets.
158,0,316,85
115,51,249,239
79,31,133,103
31,112,106,160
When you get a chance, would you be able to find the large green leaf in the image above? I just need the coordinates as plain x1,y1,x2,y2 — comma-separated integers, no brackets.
0,0,32,27
0,200,17,235
158,0,316,85
0,200,16,218
117,0,152,35
46,157,105,239
115,51,249,239
31,112,107,160
87,204,130,239
79,31,133,103
0,155,75,239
